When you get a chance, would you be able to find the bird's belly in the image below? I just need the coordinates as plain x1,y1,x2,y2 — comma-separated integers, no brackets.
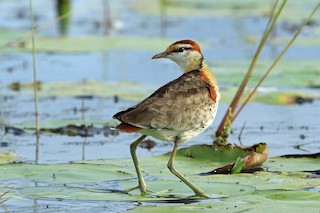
177,114,215,143
140,105,218,143
139,128,181,142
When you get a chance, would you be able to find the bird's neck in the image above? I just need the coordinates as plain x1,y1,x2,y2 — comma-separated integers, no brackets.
181,54,204,73
199,61,218,87
182,57,218,88
198,61,221,103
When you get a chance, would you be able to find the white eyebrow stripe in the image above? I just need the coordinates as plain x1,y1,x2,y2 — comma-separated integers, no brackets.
176,44,193,49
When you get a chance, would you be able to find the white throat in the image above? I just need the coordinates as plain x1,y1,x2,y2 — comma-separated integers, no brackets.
170,52,203,73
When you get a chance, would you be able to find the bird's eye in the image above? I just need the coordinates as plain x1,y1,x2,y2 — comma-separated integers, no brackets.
178,47,185,52
172,47,190,53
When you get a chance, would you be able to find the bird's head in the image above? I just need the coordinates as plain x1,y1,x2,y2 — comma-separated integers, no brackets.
152,39,204,73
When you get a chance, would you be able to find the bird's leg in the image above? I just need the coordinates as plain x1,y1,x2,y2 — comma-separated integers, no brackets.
167,141,208,198
126,135,149,195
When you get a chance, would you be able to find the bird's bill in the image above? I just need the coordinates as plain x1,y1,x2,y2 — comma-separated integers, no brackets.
152,51,168,59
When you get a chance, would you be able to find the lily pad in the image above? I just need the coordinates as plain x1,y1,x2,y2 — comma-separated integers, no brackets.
8,80,155,102
266,190,320,201
7,79,319,106
19,181,255,202
130,0,320,22
127,199,320,213
0,145,319,211
212,60,320,88
0,29,26,51
1,35,193,53
270,37,320,46
0,163,130,184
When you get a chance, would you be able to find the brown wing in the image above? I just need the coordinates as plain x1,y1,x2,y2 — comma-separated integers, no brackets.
113,70,216,131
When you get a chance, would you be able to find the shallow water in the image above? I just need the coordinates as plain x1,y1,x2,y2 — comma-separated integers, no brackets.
1,96,319,164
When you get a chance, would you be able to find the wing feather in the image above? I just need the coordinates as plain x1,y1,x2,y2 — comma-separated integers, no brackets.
113,70,216,131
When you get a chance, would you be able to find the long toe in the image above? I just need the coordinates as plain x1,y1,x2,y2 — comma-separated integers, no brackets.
189,192,209,199
140,188,154,196
197,193,209,198
194,189,209,198
123,186,139,193
124,185,154,196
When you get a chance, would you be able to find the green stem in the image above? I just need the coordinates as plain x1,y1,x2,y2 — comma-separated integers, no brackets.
0,2,86,51
215,0,286,138
29,0,39,133
232,2,320,122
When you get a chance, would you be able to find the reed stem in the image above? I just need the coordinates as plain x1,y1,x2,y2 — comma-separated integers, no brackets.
215,0,286,139
232,2,320,122
29,0,39,133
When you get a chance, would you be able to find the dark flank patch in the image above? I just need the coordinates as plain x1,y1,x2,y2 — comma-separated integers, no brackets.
116,122,141,133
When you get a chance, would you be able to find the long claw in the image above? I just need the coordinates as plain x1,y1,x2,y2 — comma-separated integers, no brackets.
193,192,209,199
123,186,139,193
124,185,153,196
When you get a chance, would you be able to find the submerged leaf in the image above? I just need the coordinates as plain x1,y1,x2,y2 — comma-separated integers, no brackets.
3,36,188,53
7,65,320,105
9,81,42,91
0,150,20,164
38,124,119,137
280,153,320,158
7,80,155,102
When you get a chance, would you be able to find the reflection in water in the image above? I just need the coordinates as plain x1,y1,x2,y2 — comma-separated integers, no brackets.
267,1,279,60
56,0,71,36
35,134,40,164
159,0,167,38
82,97,86,161
103,0,112,36
33,182,39,213
82,137,87,161
0,191,9,212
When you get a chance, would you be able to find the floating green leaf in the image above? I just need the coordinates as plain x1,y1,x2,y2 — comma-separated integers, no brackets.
8,80,155,102
0,146,319,211
212,60,320,88
231,157,245,174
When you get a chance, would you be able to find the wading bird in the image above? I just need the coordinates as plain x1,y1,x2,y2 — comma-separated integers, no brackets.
113,40,220,197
